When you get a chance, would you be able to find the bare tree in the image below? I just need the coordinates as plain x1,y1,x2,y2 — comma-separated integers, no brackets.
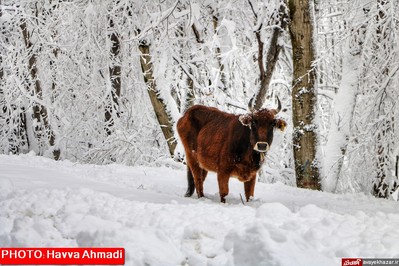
248,0,289,110
139,41,176,158
105,17,121,136
20,14,60,160
372,0,398,198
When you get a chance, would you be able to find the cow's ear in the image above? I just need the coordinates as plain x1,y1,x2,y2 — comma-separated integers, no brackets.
275,119,287,131
239,114,252,127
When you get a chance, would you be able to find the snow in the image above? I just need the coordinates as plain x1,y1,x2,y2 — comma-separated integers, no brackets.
1,154,399,266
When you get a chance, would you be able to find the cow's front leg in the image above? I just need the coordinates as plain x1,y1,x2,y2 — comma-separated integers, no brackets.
217,172,230,203
244,175,256,202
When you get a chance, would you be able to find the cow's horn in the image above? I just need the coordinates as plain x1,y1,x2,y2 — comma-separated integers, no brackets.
274,96,282,115
248,97,255,112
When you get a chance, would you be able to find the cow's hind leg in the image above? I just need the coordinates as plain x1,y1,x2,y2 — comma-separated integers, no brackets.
186,159,208,198
184,167,195,197
193,166,208,198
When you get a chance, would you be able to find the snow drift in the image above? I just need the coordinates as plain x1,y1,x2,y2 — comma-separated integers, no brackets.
1,154,398,266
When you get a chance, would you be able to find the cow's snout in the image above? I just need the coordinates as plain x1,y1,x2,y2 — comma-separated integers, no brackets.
254,142,269,152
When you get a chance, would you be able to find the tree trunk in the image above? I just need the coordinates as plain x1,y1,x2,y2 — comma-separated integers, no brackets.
248,1,288,110
321,6,368,191
288,0,321,190
105,18,121,136
211,12,227,92
372,0,397,198
322,38,359,192
20,19,60,160
173,19,196,113
1,3,30,155
139,43,176,158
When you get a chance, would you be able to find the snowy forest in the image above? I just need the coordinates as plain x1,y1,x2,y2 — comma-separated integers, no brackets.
1,0,398,199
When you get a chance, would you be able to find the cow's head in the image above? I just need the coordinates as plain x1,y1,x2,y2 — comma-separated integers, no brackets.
239,98,287,153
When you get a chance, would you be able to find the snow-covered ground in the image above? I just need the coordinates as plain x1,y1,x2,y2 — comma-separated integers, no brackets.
1,154,398,266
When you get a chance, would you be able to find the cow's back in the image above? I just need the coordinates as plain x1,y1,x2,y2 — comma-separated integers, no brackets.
178,105,242,173
177,105,232,152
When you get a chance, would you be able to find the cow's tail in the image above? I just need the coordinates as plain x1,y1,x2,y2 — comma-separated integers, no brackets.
184,167,195,197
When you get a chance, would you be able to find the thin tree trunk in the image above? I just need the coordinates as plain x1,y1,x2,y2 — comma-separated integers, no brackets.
321,6,368,191
248,1,288,110
184,64,195,112
20,19,59,160
372,0,397,198
49,29,61,160
322,39,359,192
288,0,321,190
139,43,176,158
321,3,369,192
173,19,196,113
105,18,121,136
211,13,227,91
1,2,30,154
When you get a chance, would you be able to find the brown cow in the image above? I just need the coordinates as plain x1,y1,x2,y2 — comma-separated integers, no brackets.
177,100,286,203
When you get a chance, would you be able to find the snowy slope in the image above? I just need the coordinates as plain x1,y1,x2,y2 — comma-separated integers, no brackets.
1,154,398,266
